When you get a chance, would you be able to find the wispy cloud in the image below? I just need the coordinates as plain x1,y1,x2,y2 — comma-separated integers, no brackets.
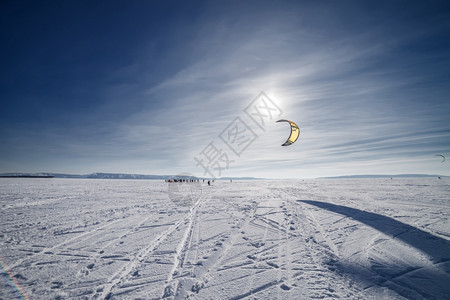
1,1,449,177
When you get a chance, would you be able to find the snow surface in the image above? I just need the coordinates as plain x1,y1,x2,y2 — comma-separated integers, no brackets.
1,178,449,299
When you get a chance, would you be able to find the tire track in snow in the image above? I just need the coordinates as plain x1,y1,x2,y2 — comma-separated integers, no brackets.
279,185,363,299
229,279,283,300
361,236,450,299
220,192,296,238
96,216,187,300
245,212,270,294
167,186,291,298
208,187,292,297
178,197,260,297
280,201,293,298
284,184,424,299
275,202,287,300
8,217,126,270
75,213,160,278
163,203,198,298
292,188,448,299
289,199,342,298
194,213,201,266
0,196,69,210
166,188,248,298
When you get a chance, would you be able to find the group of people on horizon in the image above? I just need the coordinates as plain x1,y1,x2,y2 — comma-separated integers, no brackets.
165,178,199,183
166,178,232,185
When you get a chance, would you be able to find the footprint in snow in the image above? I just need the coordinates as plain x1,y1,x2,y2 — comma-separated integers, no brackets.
14,273,28,281
250,241,265,248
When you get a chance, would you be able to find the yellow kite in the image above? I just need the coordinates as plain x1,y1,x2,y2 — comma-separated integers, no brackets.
277,119,300,146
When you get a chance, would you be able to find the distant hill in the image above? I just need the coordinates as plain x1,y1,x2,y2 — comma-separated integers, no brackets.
0,174,55,178
0,172,177,180
2,172,444,180
318,174,446,179
0,172,262,180
85,173,172,180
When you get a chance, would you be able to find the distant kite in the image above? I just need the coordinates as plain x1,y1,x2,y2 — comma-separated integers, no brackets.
277,119,299,146
436,154,446,163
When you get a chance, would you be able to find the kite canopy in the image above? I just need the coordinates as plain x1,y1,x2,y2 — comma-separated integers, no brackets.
277,119,299,146
436,154,446,163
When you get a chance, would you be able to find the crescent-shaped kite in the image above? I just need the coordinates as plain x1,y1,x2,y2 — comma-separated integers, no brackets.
277,119,300,146
436,154,446,163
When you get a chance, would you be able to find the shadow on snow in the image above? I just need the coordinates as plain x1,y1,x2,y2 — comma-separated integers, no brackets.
299,200,450,299
299,200,450,263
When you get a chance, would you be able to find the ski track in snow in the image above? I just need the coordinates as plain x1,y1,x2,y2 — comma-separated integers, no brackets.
1,178,449,299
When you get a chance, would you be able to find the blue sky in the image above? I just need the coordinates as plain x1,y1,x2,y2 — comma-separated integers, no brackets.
1,0,449,178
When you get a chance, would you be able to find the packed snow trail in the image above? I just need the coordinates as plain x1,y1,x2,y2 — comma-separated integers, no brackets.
1,178,449,299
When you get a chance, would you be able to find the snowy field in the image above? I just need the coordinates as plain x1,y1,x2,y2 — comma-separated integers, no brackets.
1,178,449,300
